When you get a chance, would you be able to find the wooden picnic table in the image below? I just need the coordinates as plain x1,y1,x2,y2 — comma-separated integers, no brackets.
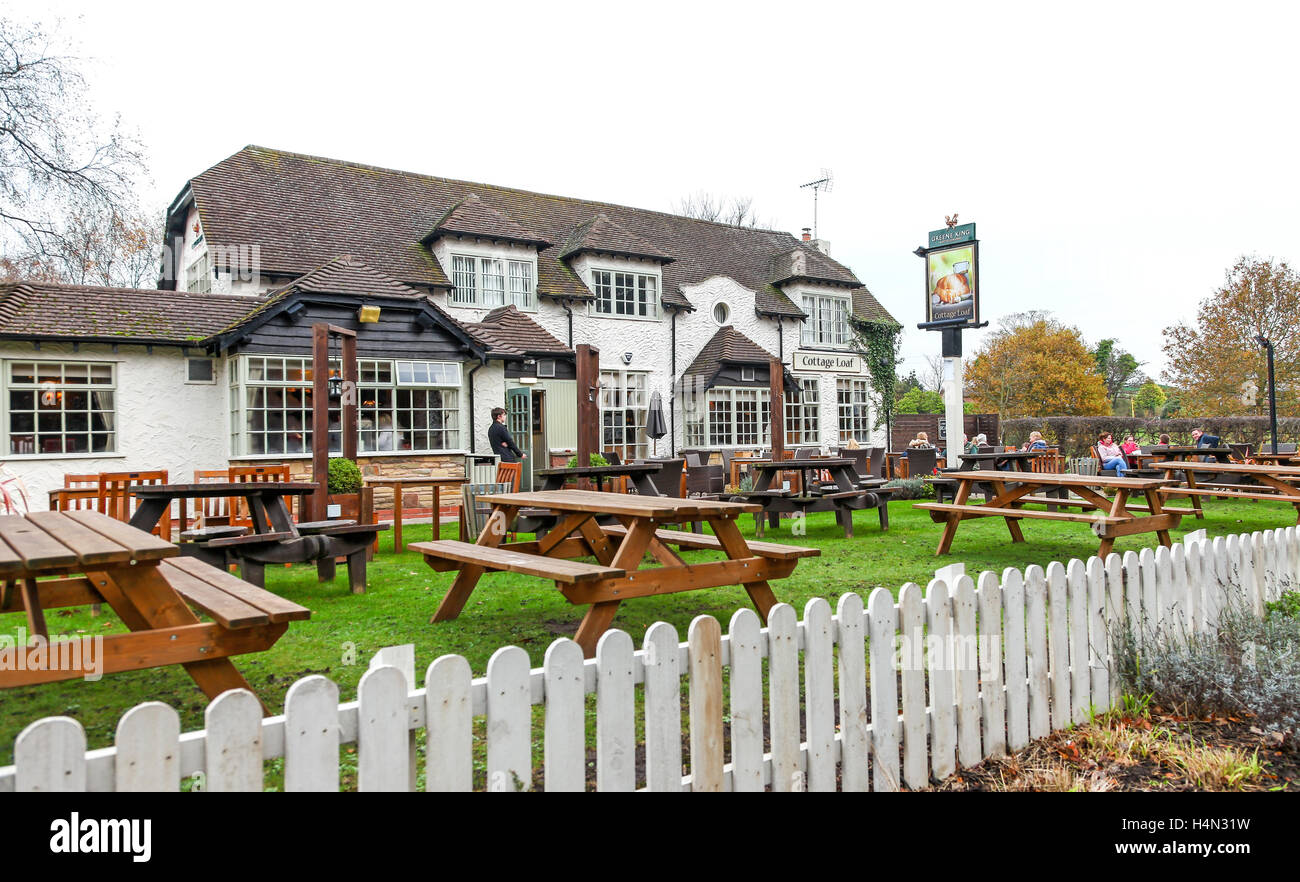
0,511,308,710
363,475,464,552
1247,451,1300,465
1141,445,1233,463
128,482,387,593
411,489,817,657
913,470,1182,557
1151,461,1300,523
958,450,1043,471
534,463,663,494
733,458,891,537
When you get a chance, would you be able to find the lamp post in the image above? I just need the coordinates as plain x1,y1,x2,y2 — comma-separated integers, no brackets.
1256,334,1278,455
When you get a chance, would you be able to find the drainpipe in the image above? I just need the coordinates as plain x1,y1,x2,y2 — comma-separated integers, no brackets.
562,299,574,349
776,316,784,362
466,359,485,453
670,309,678,456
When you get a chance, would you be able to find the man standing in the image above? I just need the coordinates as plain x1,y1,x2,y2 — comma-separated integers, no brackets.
488,407,524,463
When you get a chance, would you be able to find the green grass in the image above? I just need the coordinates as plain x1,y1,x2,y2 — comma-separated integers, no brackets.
0,496,1286,765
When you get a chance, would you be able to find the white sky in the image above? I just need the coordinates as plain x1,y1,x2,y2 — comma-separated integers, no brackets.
15,0,1300,381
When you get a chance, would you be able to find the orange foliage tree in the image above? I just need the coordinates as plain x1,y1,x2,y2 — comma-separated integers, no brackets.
964,311,1111,418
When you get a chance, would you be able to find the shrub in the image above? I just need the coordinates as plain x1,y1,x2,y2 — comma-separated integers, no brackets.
884,477,933,500
566,452,609,468
326,458,363,494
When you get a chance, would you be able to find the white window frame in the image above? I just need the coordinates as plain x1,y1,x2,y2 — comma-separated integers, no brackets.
5,359,118,457
704,387,771,448
449,252,536,310
785,377,820,446
187,252,212,295
837,377,872,444
800,292,852,349
598,369,649,459
186,357,217,384
590,268,659,320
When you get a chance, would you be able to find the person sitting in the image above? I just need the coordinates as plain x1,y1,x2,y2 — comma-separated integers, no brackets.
1191,427,1223,463
1021,431,1048,451
1096,432,1128,477
1158,433,1171,446
1120,433,1140,467
908,431,933,449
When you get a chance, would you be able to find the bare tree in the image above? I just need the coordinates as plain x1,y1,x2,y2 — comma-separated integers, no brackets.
675,191,768,228
922,355,944,392
0,16,148,272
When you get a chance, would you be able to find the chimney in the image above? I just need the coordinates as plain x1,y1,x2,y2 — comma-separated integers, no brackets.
801,228,812,242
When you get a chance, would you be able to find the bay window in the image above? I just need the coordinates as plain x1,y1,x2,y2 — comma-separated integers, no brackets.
450,254,536,309
800,293,851,347
705,388,771,447
6,361,116,455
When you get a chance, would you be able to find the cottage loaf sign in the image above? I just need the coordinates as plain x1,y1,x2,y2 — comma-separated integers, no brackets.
793,350,863,374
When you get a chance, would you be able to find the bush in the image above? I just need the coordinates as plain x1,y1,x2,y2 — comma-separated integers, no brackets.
884,477,933,500
326,458,363,494
566,452,609,468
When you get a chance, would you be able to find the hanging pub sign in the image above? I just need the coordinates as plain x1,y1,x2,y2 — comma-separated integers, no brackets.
917,220,980,330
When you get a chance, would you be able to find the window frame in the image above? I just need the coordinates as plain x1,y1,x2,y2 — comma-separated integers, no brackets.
590,268,660,320
449,252,537,310
837,377,872,444
702,386,772,448
598,369,650,459
4,359,118,458
785,376,821,446
799,292,852,349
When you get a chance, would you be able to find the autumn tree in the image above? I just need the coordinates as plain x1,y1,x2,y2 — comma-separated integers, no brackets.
1162,256,1300,416
1091,338,1142,405
964,311,1111,418
1133,380,1167,416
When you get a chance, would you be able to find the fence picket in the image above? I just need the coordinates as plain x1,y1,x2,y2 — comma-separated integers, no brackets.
358,665,410,792
899,583,927,789
1184,541,1203,635
541,640,585,793
1066,559,1089,724
868,587,900,791
1167,544,1189,641
1123,550,1142,633
487,645,532,792
688,616,724,792
595,630,635,792
925,580,956,781
727,608,764,792
644,622,683,792
1085,557,1108,709
1045,562,1069,731
836,592,870,792
1153,545,1173,635
804,598,836,792
1251,532,1267,614
204,689,262,792
1104,553,1125,708
1001,568,1029,751
426,654,472,792
977,572,1007,759
15,716,85,792
284,675,340,792
1025,566,1050,740
115,702,180,792
1206,536,1227,631
1140,548,1158,636
952,575,981,767
768,603,802,792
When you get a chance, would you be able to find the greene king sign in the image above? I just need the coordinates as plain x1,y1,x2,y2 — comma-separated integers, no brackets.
793,350,864,374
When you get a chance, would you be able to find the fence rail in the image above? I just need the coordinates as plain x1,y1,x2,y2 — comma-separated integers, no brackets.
2,526,1294,792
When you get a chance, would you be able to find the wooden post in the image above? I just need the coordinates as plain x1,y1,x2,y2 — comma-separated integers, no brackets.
311,324,330,522
342,333,358,462
576,344,600,468
769,357,785,461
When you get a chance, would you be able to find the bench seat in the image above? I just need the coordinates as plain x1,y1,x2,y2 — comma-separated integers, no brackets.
295,519,357,533
204,531,297,548
601,524,819,560
161,556,311,629
180,525,249,541
914,502,1127,525
1160,487,1300,502
410,539,625,583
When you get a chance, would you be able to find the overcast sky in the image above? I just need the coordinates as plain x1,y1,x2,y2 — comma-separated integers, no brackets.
17,1,1300,382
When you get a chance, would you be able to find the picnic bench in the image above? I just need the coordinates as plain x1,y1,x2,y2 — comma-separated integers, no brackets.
731,458,891,537
1152,461,1300,523
0,511,308,711
411,489,817,657
913,470,1183,557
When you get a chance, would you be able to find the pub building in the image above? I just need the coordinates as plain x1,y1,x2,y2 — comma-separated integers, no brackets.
0,146,896,507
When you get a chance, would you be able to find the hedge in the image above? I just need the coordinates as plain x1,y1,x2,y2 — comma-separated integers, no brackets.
1001,416,1300,457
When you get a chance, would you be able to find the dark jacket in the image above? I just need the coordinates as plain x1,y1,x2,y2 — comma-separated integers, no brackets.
488,420,522,462
1196,433,1222,448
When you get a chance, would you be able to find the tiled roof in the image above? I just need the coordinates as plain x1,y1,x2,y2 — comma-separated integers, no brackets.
558,213,673,264
851,286,897,324
463,305,571,357
682,325,777,381
425,194,551,249
0,282,256,345
180,146,885,320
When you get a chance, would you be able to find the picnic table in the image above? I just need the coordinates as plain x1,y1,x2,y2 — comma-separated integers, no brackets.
363,475,465,551
1247,452,1300,465
1151,461,1300,523
534,463,663,494
1140,445,1233,463
128,482,387,593
0,511,308,709
411,489,817,657
958,450,1043,471
914,470,1183,557
733,458,891,537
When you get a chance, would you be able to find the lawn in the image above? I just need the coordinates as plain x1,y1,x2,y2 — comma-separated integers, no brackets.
0,495,1290,764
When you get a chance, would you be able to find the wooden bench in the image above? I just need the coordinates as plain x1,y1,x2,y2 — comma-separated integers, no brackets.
179,525,249,542
161,556,310,628
412,539,625,582
916,502,1129,526
295,519,357,533
601,523,819,560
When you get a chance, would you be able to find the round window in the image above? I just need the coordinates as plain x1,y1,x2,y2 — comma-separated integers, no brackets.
712,302,730,325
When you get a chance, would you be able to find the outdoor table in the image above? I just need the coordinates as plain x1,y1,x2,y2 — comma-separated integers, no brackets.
957,450,1042,471
411,489,817,657
535,463,664,494
1151,461,1300,523
363,475,465,551
1247,452,1300,465
128,482,387,593
1144,445,1233,463
737,458,892,537
0,510,308,709
913,470,1181,557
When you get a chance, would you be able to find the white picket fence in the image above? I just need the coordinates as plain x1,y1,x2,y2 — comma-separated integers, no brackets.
2,526,1295,792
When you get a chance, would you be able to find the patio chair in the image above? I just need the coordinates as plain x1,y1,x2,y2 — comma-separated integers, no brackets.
193,468,234,528
904,447,938,477
641,458,686,497
98,470,171,539
458,482,514,541
867,446,886,479
1088,446,1118,477
229,464,292,526
684,454,724,496
49,473,100,514
602,450,622,466
838,447,871,482
496,461,522,492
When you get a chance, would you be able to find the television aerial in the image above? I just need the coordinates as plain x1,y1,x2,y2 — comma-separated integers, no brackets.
799,170,833,240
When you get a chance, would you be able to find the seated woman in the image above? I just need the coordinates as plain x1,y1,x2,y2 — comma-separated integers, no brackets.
1157,433,1171,446
908,431,933,449
1120,433,1140,467
1096,432,1128,477
1021,431,1048,451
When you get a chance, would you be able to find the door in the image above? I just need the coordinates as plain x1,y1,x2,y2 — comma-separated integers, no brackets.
530,389,546,490
507,387,533,490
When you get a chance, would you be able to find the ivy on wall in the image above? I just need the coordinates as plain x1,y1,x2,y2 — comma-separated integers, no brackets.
850,316,902,431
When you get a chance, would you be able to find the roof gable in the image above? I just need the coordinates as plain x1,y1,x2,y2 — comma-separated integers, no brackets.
559,213,673,264
682,325,776,381
424,194,551,249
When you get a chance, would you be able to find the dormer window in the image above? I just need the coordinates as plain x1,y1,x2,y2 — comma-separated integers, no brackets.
450,253,535,310
592,269,658,319
800,292,851,348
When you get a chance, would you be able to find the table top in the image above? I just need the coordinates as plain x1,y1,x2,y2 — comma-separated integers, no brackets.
363,475,466,486
1143,445,1233,456
483,489,761,517
947,469,1171,490
130,482,319,498
1152,461,1300,475
748,458,855,470
0,510,176,579
1249,452,1300,462
535,464,661,477
960,450,1042,461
